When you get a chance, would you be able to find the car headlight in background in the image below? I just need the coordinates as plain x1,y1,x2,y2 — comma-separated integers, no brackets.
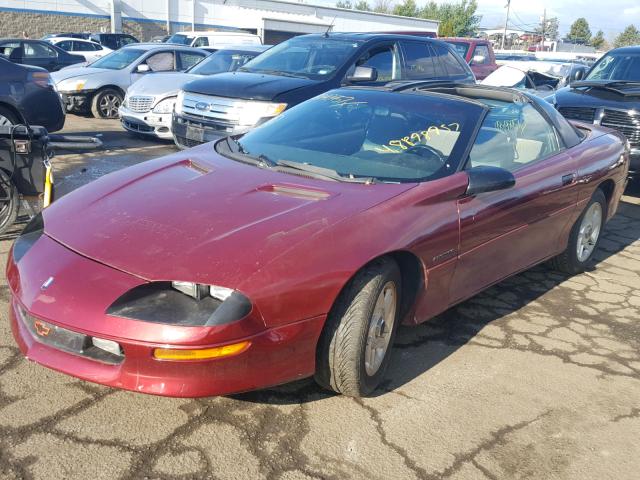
57,78,86,93
236,101,287,126
152,96,177,114
174,90,185,115
107,281,252,327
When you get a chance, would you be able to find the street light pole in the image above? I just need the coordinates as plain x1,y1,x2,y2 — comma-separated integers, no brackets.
541,8,546,51
501,0,511,50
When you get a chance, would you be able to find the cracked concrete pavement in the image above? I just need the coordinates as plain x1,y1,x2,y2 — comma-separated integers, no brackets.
0,116,639,480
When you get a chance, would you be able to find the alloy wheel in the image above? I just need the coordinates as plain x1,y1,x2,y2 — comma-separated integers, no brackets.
576,202,603,262
364,282,397,376
99,94,121,118
0,114,13,128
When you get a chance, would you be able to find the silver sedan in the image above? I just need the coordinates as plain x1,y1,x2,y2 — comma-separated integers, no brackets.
51,44,208,118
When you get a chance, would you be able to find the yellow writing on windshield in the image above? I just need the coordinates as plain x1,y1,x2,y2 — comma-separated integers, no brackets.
374,123,460,154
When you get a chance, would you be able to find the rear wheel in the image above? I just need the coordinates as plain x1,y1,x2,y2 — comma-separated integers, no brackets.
0,170,19,235
315,258,401,397
0,106,19,127
91,89,123,119
550,189,606,274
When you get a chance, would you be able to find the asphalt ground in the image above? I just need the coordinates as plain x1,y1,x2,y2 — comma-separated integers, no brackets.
0,115,639,480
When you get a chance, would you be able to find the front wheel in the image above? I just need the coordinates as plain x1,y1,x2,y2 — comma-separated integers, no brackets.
315,258,401,397
91,88,123,119
550,189,607,274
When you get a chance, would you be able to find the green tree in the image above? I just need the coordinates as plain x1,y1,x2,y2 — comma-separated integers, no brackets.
336,0,353,8
393,0,418,17
354,0,370,10
568,17,591,44
372,0,393,14
591,30,606,49
614,25,640,48
535,16,559,41
420,0,480,37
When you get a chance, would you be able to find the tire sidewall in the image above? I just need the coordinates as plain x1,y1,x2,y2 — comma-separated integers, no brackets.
357,264,402,395
91,89,122,119
567,189,607,271
0,169,18,234
0,106,19,126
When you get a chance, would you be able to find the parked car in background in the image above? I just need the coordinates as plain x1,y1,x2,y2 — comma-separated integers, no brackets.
41,32,91,40
52,44,209,118
495,53,537,63
0,39,84,71
0,56,65,131
166,31,261,48
89,33,139,50
46,37,112,63
442,37,498,80
173,33,475,148
8,83,628,398
120,45,270,139
551,46,640,179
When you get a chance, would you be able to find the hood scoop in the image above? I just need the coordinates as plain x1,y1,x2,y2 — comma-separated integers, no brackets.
257,184,332,200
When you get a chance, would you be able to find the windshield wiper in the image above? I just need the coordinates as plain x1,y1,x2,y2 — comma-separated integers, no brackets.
571,80,640,89
275,159,374,184
239,68,308,79
225,137,277,168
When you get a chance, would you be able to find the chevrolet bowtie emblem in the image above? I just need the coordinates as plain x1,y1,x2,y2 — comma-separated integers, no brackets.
34,320,51,337
41,276,54,290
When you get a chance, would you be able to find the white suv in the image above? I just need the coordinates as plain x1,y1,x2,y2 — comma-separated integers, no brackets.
166,31,261,49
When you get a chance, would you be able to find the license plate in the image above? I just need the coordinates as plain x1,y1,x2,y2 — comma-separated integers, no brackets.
186,125,205,142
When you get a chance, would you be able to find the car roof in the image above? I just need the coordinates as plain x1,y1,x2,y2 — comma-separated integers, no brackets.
49,37,99,44
172,31,258,36
300,32,442,43
121,43,206,51
213,44,271,52
441,37,487,44
608,46,640,54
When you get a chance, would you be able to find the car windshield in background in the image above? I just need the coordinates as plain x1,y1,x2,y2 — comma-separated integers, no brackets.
585,53,640,82
446,42,470,58
90,49,144,70
224,89,483,183
237,37,362,80
167,34,194,45
189,50,256,75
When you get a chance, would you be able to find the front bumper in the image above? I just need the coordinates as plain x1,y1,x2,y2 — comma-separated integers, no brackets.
7,235,325,397
172,112,251,149
119,106,173,139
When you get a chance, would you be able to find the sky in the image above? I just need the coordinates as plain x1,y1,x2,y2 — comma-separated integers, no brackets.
471,0,640,40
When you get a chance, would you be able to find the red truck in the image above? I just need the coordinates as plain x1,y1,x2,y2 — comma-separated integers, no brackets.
441,37,498,80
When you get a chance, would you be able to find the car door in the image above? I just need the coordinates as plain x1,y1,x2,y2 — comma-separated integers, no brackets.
22,41,59,71
449,100,579,303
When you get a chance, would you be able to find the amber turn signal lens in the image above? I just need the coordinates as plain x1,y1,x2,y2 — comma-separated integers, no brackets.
153,341,251,361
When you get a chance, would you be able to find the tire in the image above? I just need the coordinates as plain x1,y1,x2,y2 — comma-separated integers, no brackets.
0,106,20,127
90,88,123,119
550,189,607,274
0,170,19,235
315,258,402,397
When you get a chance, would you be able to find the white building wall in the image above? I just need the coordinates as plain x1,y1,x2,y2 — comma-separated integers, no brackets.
0,0,438,34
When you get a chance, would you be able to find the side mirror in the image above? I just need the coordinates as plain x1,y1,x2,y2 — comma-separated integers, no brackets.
346,66,377,83
135,64,150,73
570,68,585,83
465,166,515,196
471,54,486,65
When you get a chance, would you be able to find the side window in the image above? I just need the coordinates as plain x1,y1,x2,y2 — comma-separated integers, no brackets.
74,41,92,52
121,36,137,46
472,45,490,65
354,44,400,82
400,41,436,79
178,51,205,70
58,41,73,51
193,37,209,47
145,51,175,72
24,42,57,58
432,44,468,76
1,41,21,59
468,103,561,172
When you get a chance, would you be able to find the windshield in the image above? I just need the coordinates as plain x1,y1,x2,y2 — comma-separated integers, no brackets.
586,53,640,81
189,50,258,75
167,34,194,45
446,42,470,59
90,49,145,70
237,36,361,80
222,89,483,183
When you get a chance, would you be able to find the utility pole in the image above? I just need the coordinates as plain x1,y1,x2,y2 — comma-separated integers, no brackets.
541,8,546,51
501,0,511,50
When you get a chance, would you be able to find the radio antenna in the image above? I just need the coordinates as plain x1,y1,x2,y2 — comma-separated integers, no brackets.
324,16,336,37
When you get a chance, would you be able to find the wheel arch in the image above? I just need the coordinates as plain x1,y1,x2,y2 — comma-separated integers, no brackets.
0,102,25,124
596,178,616,214
94,85,126,97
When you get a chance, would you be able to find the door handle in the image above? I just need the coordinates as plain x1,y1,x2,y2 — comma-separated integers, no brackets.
562,173,576,186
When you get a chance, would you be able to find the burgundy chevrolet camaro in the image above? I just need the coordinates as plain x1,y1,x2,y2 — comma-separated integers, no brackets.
7,83,629,397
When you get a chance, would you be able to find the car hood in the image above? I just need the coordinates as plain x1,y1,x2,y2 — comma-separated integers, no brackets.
555,84,640,109
42,144,414,286
183,71,318,101
128,71,200,98
51,66,115,82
